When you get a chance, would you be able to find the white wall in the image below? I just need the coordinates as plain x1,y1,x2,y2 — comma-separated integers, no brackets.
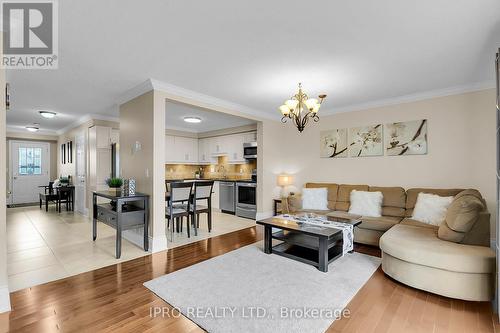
0,49,10,312
259,89,496,241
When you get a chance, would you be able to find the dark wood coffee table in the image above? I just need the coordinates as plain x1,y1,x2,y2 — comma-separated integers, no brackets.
256,215,361,272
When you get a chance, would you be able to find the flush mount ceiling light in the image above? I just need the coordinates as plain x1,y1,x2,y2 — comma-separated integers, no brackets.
39,110,56,119
278,83,327,133
183,116,202,123
26,124,40,132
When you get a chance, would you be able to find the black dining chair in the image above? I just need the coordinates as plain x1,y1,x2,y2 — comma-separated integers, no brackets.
187,181,214,236
166,182,193,241
57,186,73,213
39,181,58,212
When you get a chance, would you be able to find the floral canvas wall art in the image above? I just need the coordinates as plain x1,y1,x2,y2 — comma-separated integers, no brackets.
349,124,383,157
386,119,427,156
320,128,348,158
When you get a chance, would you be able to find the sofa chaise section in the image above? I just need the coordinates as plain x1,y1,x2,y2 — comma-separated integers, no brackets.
380,223,495,301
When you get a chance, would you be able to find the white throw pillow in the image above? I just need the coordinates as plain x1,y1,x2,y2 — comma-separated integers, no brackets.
412,193,454,226
348,190,383,217
301,188,329,210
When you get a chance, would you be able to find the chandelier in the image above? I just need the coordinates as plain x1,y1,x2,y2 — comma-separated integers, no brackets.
278,83,327,132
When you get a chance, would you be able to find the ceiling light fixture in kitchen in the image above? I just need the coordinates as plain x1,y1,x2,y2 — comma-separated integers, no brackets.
184,116,202,123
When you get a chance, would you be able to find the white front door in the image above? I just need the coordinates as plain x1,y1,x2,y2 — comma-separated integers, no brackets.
75,132,87,214
10,141,50,204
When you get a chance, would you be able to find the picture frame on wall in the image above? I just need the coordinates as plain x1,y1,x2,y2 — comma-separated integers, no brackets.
61,143,66,164
386,119,427,156
348,124,383,157
320,128,348,158
68,141,73,163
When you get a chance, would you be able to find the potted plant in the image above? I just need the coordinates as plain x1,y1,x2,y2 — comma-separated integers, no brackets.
106,177,123,193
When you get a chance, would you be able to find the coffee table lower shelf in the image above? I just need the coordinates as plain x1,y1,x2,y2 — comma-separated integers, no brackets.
271,242,343,268
271,230,343,272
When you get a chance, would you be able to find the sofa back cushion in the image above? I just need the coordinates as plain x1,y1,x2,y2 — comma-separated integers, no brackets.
305,183,338,210
405,188,463,217
369,186,406,217
438,189,486,244
335,184,369,211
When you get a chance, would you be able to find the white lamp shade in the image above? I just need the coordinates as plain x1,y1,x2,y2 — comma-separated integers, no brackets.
277,174,293,186
312,103,320,113
285,99,299,111
279,105,290,115
304,98,318,110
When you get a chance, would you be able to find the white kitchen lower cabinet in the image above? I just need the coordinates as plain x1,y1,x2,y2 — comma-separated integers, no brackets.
211,181,220,210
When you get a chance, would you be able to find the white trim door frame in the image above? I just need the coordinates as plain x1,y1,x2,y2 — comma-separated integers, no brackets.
9,140,50,205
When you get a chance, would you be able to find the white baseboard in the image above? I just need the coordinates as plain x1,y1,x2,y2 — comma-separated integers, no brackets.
122,229,168,254
122,229,151,252
151,234,168,253
256,211,273,220
0,285,10,313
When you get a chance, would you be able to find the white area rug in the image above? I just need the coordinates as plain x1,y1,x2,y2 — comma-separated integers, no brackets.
144,243,381,333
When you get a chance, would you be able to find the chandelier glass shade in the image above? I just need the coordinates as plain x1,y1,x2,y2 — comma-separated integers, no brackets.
278,83,326,132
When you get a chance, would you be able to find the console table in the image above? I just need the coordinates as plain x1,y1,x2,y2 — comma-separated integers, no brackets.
93,191,149,259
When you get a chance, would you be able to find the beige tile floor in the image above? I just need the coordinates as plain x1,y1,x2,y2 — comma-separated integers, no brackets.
166,211,256,249
6,205,256,291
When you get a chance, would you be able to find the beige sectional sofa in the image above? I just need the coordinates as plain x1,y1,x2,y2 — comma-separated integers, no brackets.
282,183,495,301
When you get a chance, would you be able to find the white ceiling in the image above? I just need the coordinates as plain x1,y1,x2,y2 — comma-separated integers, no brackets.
165,100,255,133
6,0,500,133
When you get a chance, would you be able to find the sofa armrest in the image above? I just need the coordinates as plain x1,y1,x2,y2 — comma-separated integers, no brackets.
462,210,491,247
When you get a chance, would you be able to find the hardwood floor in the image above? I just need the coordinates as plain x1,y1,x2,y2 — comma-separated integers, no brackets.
0,226,496,333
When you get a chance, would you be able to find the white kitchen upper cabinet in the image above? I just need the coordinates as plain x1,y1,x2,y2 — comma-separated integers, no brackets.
165,135,199,164
210,136,227,156
227,134,246,163
198,138,216,164
165,135,176,162
110,129,120,144
243,131,257,143
95,126,111,149
188,137,198,163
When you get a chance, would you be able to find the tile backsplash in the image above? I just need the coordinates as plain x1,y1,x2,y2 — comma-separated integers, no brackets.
166,156,256,180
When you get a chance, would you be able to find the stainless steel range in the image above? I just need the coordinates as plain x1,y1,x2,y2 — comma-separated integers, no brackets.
236,180,256,219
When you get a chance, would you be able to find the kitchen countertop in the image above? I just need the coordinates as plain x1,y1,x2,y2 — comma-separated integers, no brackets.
167,178,256,183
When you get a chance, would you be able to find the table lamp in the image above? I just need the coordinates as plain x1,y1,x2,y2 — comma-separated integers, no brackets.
277,174,293,198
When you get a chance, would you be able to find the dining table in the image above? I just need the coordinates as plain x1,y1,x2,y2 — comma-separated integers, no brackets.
38,185,75,212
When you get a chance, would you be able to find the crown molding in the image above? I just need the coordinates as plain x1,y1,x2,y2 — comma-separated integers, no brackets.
117,78,275,121
56,113,120,135
116,79,155,106
150,78,276,121
321,80,496,115
6,126,58,136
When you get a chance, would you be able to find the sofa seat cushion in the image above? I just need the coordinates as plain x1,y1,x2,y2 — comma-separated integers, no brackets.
326,211,361,221
380,224,495,274
357,215,402,232
400,218,439,230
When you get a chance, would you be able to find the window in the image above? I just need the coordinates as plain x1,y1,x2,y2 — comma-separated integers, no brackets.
18,147,42,175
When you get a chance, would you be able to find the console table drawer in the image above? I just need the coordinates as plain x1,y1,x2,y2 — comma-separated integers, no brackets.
96,206,117,225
